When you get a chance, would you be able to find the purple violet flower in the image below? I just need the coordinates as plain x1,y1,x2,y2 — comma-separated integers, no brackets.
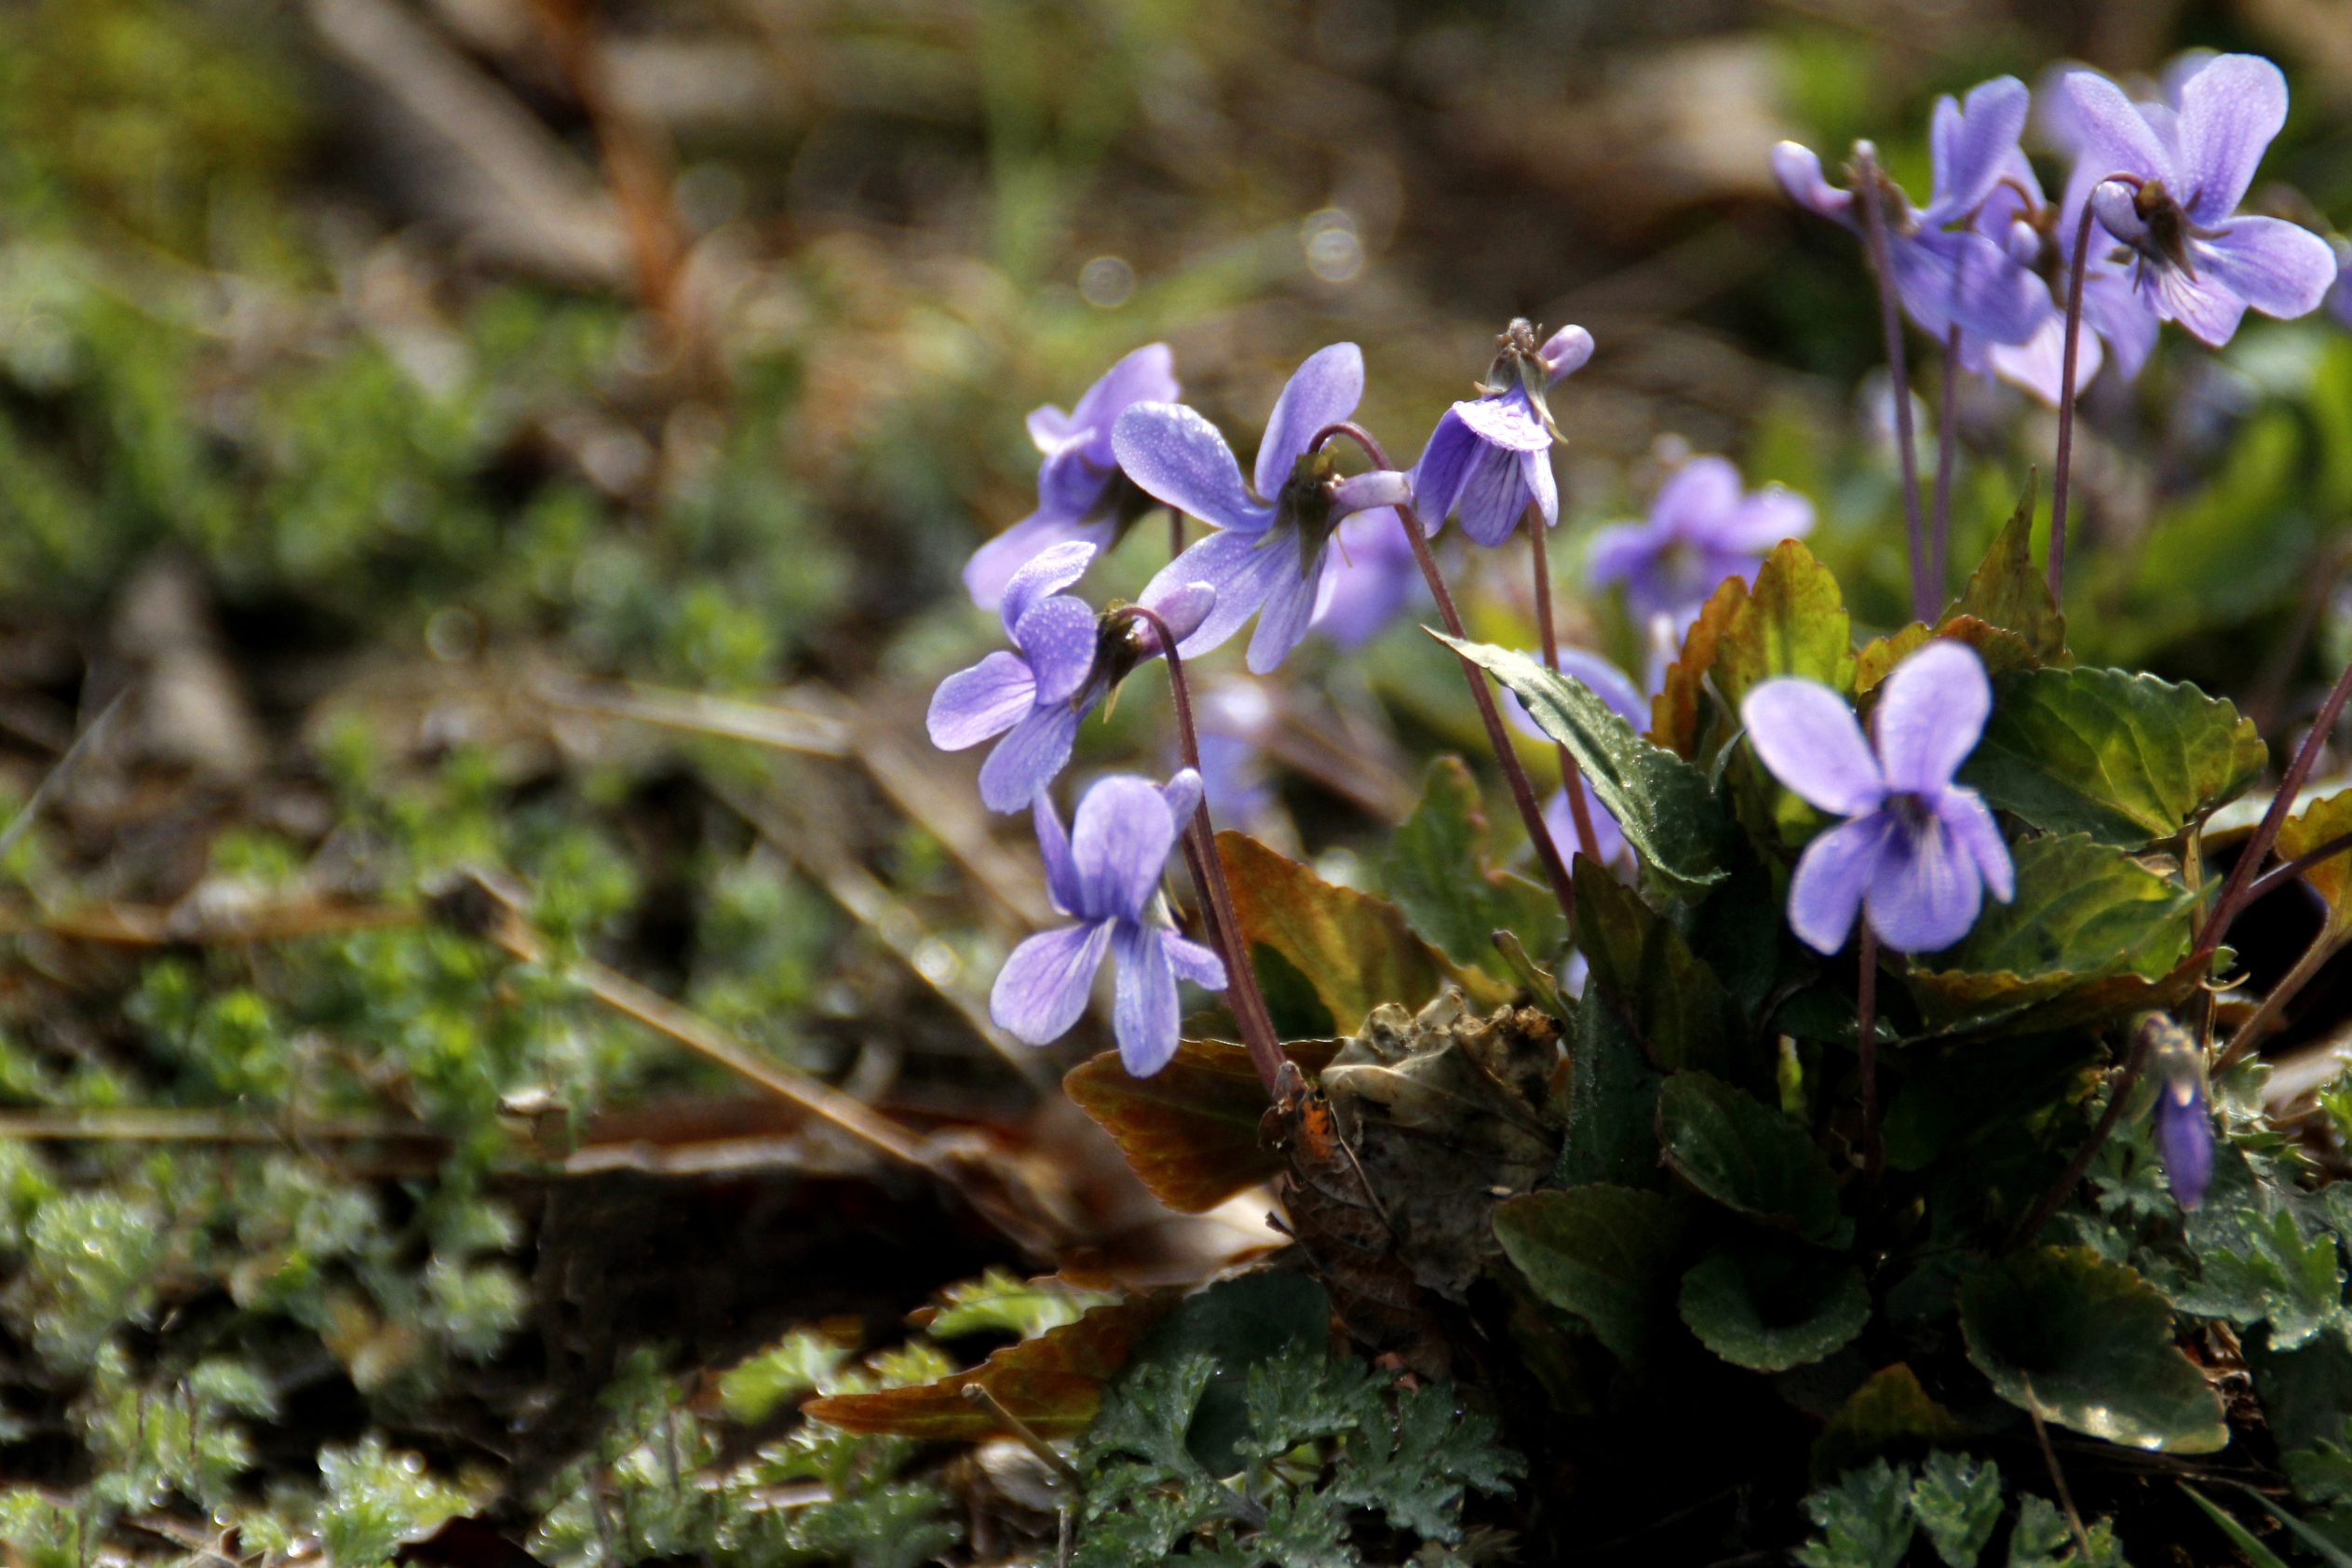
1740,639,2014,954
2064,54,2338,348
1587,456,1814,631
1411,319,1594,546
2149,1030,2215,1211
1312,509,1425,647
1773,76,2053,355
1955,147,2153,402
964,345,1180,611
926,541,1213,813
990,769,1227,1076
1115,344,1413,674
2328,237,2352,331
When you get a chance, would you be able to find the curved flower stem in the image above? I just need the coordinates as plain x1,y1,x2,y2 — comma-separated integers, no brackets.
2006,1017,2156,1254
2216,923,2350,1074
1855,150,1931,626
1527,506,1599,862
1310,421,1577,922
2194,648,2352,970
1109,605,1286,1093
1932,323,1960,610
2047,199,2100,602
1857,924,1883,1181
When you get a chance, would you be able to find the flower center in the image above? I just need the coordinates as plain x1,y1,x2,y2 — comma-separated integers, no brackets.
2115,177,2209,277
1887,791,1933,831
1272,447,1343,579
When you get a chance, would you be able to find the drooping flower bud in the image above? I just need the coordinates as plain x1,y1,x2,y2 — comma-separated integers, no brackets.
2142,1013,2214,1210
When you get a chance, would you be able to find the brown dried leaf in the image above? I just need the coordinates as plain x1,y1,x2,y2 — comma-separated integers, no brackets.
802,1291,1180,1440
1648,574,1746,759
1063,1037,1343,1214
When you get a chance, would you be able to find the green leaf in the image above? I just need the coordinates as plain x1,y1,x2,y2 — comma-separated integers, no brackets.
1711,536,1857,709
1550,990,1662,1190
920,1268,1120,1341
1794,1458,1915,1568
1812,1363,1972,1484
1957,667,2265,847
1904,833,2197,1034
2181,1483,2296,1568
1382,755,1565,975
2007,1494,2128,1568
2286,1434,2352,1508
1572,856,1746,1077
2251,1487,2352,1568
1958,1246,2229,1453
1123,1271,1331,1476
1946,480,2069,667
1656,1071,1846,1246
1911,1451,2005,1568
1328,1375,1525,1543
1430,634,1728,897
2174,1208,2345,1351
1677,1241,1869,1372
1491,1185,1691,1363
1217,831,1472,1034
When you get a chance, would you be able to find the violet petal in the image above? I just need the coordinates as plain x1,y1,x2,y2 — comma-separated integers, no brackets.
1015,594,1102,708
2176,54,2288,225
1110,922,1182,1076
1070,774,1178,921
1787,813,1896,954
1867,811,1984,953
1741,679,1886,818
1113,403,1273,534
1874,641,1991,794
1142,528,1295,661
1000,539,1098,639
1254,343,1365,499
991,920,1115,1045
928,651,1038,751
978,702,1087,814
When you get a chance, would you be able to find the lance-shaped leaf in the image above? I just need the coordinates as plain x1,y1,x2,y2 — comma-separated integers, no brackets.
804,1291,1180,1440
1493,1185,1690,1363
1947,480,2070,666
2277,789,2352,929
1064,1037,1342,1213
1958,1245,2229,1453
1382,756,1565,976
1710,537,1855,711
1217,831,1471,1034
1573,856,1745,1078
1650,574,1746,760
1958,667,2265,847
1431,635,1727,897
1678,1241,1869,1372
1811,1364,1971,1483
1904,833,2195,1034
1656,1071,1846,1246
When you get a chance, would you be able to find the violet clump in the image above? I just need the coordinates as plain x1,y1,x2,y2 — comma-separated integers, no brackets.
1114,344,1413,673
989,769,1226,1077
1773,76,2052,358
1741,639,2014,954
964,344,1179,610
1411,319,1593,546
1586,455,1813,634
2065,53,2337,348
926,541,1212,812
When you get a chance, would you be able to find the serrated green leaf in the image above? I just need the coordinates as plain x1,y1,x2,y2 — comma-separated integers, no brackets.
2175,1208,2345,1351
1948,480,2069,667
1573,857,1746,1077
1959,1246,2228,1453
1795,1458,1915,1568
1957,667,2265,847
1124,1271,1331,1476
1492,1185,1690,1363
1911,1451,2005,1568
1550,990,1662,1189
1904,834,2196,1034
1329,1376,1523,1543
1382,755,1566,976
1430,634,1728,897
1712,537,1858,708
1656,1071,1846,1245
1677,1241,1869,1372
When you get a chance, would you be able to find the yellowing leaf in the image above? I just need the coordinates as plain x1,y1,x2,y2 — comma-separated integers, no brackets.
1063,1037,1341,1214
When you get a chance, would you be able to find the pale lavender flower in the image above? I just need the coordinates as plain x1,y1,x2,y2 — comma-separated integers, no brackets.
1115,345,1413,674
1740,640,2014,954
926,541,1212,812
1312,509,1424,647
2329,237,2352,331
1411,320,1594,546
2149,1026,2214,1210
1956,146,2152,401
964,345,1179,610
1773,76,2052,354
990,769,1226,1076
2065,54,2337,348
1587,456,1814,631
